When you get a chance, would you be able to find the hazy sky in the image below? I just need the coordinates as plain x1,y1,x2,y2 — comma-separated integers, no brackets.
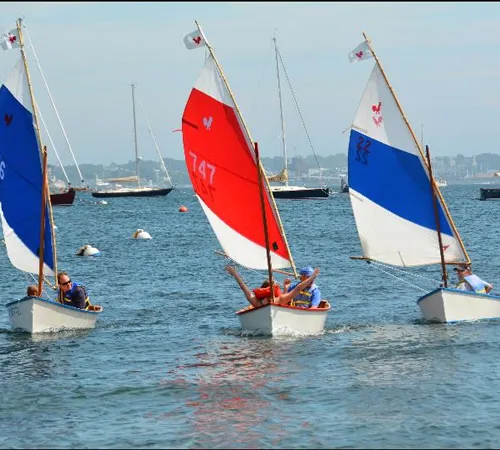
0,2,498,167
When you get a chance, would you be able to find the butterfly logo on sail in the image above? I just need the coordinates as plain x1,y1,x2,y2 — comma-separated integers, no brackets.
203,116,213,130
4,113,13,126
372,101,383,127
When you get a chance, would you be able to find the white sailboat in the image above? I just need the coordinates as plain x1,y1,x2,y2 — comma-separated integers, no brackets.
181,22,330,335
1,19,103,333
91,83,174,198
268,36,330,200
347,32,500,323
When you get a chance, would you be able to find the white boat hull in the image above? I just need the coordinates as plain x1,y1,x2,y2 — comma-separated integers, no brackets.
417,288,500,323
6,296,102,334
236,301,330,335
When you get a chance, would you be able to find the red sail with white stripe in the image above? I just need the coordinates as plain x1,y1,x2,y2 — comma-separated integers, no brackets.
182,55,292,270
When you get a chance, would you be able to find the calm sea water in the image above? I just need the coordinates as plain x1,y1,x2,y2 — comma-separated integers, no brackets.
2,183,500,449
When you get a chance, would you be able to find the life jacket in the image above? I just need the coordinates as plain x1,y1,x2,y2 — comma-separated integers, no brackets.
464,274,488,294
291,283,318,307
252,284,282,300
60,281,92,309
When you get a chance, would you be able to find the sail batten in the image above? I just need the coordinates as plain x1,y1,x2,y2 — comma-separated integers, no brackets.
348,63,468,267
0,57,54,275
182,54,292,270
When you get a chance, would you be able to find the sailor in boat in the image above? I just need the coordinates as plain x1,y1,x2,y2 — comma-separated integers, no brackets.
57,271,101,311
453,264,493,294
284,266,322,308
225,265,320,308
26,285,38,297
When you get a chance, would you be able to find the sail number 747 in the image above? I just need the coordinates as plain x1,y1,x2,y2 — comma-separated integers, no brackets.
188,151,216,201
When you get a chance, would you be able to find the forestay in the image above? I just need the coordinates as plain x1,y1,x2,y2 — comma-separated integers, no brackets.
0,57,54,275
348,64,467,267
182,55,292,270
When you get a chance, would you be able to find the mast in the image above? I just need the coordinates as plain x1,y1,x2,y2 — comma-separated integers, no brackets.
255,142,275,302
16,18,58,286
426,145,448,287
131,83,140,188
362,32,470,265
37,148,49,296
273,36,288,186
194,20,298,278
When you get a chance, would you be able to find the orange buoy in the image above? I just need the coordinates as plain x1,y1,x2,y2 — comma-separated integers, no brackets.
179,205,188,213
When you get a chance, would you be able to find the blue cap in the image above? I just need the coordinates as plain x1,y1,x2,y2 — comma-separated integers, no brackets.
299,266,314,277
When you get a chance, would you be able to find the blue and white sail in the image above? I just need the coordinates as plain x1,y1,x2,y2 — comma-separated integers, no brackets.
0,57,54,276
348,64,468,267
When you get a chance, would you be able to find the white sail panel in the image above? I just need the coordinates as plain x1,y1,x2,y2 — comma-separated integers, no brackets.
5,57,32,114
0,209,54,276
197,196,291,270
194,56,234,108
350,189,465,266
352,64,418,157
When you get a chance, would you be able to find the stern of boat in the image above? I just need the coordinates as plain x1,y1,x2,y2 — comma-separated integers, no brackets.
417,288,500,323
6,296,102,333
236,301,330,335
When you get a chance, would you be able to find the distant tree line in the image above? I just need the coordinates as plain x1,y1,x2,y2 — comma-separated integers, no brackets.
50,152,500,186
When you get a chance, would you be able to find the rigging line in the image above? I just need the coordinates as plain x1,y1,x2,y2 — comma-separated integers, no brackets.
135,92,175,188
35,99,71,185
369,260,442,285
276,48,323,178
23,22,86,186
369,263,430,293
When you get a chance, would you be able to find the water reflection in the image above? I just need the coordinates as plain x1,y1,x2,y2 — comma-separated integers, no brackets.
159,337,296,448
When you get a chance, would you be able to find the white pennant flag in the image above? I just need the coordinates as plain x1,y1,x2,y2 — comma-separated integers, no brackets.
183,29,206,50
348,41,373,63
0,29,20,51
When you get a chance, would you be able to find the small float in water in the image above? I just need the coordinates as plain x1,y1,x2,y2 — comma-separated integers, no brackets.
132,229,152,240
76,244,101,257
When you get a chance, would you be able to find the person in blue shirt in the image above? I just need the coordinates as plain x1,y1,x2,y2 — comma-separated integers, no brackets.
57,271,91,309
284,266,322,308
454,264,493,294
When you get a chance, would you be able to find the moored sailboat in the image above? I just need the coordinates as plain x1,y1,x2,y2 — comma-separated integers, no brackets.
181,22,330,335
267,36,330,200
346,33,500,323
1,19,103,333
91,83,174,198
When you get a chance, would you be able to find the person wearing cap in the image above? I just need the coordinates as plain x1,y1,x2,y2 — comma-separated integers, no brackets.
283,266,322,308
225,265,320,308
454,264,493,294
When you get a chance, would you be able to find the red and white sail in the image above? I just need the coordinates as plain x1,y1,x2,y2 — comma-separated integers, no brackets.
182,55,292,270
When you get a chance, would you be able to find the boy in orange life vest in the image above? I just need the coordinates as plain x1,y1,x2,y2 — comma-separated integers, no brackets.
225,265,320,308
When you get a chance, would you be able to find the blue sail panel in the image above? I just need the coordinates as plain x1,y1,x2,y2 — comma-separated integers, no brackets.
348,129,452,236
0,58,54,275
